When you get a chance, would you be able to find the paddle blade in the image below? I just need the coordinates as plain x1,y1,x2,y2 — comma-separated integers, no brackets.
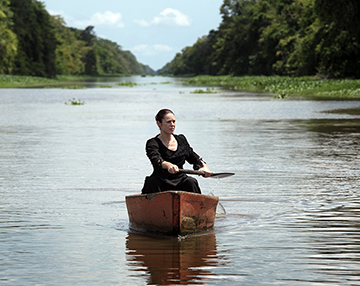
210,172,235,179
179,169,235,179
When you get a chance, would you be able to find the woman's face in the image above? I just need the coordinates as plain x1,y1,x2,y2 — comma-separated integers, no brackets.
158,113,176,134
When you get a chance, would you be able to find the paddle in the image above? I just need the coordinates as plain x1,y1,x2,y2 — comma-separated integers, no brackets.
179,169,235,179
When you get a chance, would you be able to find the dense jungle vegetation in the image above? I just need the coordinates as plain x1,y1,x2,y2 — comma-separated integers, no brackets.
0,0,153,78
159,0,360,79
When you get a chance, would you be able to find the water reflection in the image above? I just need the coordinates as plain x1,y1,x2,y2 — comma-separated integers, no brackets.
126,232,218,285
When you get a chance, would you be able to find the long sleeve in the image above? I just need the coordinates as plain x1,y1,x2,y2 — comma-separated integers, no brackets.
145,137,163,171
177,135,204,169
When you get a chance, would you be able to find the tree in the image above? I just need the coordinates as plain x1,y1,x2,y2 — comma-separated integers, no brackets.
51,15,86,75
0,0,18,73
9,0,57,77
80,25,96,46
314,0,360,77
315,0,360,34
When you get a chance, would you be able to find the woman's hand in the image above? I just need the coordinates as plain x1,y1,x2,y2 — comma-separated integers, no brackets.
166,163,179,174
200,163,212,178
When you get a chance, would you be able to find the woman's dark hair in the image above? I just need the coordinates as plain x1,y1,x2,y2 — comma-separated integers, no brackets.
155,109,174,123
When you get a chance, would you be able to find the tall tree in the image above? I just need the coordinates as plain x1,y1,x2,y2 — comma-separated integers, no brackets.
51,15,86,75
9,0,56,77
314,0,360,77
0,0,18,73
80,25,96,46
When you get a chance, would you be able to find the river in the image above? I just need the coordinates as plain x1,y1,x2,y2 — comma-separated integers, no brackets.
1,76,360,285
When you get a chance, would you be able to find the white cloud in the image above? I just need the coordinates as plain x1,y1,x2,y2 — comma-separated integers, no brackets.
153,44,173,52
134,44,150,53
134,8,191,27
75,11,124,28
48,9,65,16
155,8,191,26
133,19,151,27
134,44,173,56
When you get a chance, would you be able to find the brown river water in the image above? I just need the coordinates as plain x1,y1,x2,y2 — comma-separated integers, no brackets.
1,76,360,285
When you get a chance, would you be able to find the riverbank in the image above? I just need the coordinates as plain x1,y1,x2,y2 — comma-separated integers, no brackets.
0,75,59,87
186,75,360,99
2,74,360,99
0,74,132,88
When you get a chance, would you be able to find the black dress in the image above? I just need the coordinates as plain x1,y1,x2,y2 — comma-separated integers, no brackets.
141,134,204,194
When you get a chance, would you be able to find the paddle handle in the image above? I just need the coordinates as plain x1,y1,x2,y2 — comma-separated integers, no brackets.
179,169,205,176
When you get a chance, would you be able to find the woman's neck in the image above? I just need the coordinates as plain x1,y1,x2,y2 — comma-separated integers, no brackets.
159,133,173,142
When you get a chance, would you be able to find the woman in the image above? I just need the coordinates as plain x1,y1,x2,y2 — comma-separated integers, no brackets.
141,109,211,194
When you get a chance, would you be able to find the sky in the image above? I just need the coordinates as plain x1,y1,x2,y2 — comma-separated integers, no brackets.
41,0,224,71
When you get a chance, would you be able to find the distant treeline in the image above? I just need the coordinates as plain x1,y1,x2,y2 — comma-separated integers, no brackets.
159,0,360,78
0,0,153,77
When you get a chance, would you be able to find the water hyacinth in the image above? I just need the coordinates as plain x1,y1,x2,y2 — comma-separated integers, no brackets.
62,85,87,89
185,76,360,99
190,88,219,94
65,98,85,105
0,75,57,87
116,81,138,87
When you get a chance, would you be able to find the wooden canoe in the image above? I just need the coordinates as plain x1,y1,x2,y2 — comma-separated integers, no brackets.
125,191,219,236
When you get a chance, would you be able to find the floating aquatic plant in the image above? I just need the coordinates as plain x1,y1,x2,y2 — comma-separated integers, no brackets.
190,88,219,94
116,81,137,87
65,98,85,105
62,85,87,89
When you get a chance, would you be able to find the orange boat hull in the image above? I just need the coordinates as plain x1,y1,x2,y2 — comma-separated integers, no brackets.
125,191,219,235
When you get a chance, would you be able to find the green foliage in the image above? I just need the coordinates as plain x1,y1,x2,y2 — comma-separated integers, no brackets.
54,26,154,76
312,0,360,78
190,88,219,94
80,26,96,46
65,98,85,105
9,0,57,77
51,15,86,75
94,39,133,75
116,81,138,87
62,85,86,89
0,74,57,87
0,0,18,74
164,0,360,79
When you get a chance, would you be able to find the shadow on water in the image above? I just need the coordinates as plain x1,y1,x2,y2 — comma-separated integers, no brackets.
125,231,219,285
300,118,360,186
302,118,360,134
284,199,360,284
320,106,360,116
